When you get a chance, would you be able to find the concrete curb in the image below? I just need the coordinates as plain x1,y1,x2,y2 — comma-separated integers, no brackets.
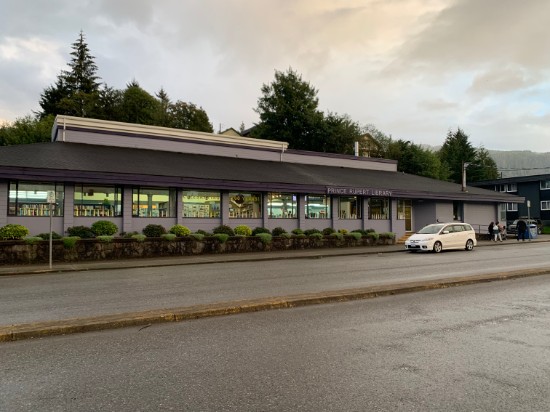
2,267,550,342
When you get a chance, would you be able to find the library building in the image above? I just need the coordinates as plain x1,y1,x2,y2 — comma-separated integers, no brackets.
0,115,523,238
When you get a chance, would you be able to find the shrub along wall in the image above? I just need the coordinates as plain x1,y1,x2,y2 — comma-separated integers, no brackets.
0,235,396,265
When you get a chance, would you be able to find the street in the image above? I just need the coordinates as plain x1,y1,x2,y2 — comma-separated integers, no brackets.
1,242,550,325
2,273,550,411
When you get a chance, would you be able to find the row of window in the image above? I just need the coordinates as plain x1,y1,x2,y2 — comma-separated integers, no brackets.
506,201,550,212
498,181,550,192
8,182,401,220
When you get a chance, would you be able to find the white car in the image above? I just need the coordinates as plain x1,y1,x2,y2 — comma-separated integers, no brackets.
405,222,477,253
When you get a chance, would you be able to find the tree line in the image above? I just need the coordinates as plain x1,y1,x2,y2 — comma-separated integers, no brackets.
0,31,498,184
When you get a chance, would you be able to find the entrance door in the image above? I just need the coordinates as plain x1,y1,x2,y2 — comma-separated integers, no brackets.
398,199,413,231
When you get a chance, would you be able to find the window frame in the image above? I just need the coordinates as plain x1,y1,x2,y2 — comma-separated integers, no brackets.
8,181,65,217
182,190,221,218
132,187,176,218
267,192,297,219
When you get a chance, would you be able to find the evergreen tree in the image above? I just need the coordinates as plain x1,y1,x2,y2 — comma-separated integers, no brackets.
438,128,477,183
39,31,101,118
118,80,160,125
254,68,324,150
468,147,500,182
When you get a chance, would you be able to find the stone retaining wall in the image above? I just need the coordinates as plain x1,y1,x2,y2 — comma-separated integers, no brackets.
0,236,396,265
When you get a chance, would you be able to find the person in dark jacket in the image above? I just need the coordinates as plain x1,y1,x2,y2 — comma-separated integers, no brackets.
488,221,495,240
517,219,527,241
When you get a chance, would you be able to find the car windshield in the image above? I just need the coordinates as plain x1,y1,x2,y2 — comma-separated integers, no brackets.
417,224,445,234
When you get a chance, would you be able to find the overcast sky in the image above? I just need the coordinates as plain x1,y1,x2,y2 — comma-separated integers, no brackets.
1,0,549,152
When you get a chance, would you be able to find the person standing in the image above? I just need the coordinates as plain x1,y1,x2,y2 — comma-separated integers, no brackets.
517,219,527,241
494,221,502,242
488,221,495,240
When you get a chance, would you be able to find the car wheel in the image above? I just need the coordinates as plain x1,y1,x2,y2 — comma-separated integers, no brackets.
433,241,442,253
465,239,474,251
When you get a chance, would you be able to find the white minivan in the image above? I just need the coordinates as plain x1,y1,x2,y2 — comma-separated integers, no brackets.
405,223,477,253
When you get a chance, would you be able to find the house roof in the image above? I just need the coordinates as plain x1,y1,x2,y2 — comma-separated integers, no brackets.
0,141,523,203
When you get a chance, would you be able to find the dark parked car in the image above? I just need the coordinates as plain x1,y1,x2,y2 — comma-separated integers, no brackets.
507,218,542,235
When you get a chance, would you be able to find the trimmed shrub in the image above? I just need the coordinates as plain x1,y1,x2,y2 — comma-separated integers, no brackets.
142,224,167,237
351,229,367,236
213,225,235,236
169,224,191,237
252,227,271,236
37,232,63,240
131,234,146,242
121,231,139,238
322,227,336,235
195,229,211,236
280,232,292,239
67,225,95,239
256,233,273,244
97,235,114,243
161,233,177,241
62,236,80,249
24,236,44,245
234,225,252,236
366,232,379,242
330,232,344,240
213,233,229,243
309,232,323,240
365,228,376,233
292,228,304,236
190,233,205,241
379,232,396,240
304,228,321,236
348,232,362,241
338,229,348,235
91,220,118,236
0,224,30,240
271,227,287,237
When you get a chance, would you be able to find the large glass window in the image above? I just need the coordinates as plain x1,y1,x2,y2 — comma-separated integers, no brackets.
368,197,388,220
229,192,262,218
306,195,330,219
74,185,122,217
339,196,361,219
268,193,297,218
541,201,550,211
132,187,176,217
9,181,64,216
182,190,221,218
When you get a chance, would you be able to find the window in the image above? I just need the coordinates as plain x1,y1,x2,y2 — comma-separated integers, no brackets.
182,190,220,218
132,187,176,217
339,196,361,219
305,195,330,219
9,181,64,216
541,201,550,211
541,180,550,190
267,193,297,218
506,203,518,211
74,185,122,217
368,197,388,220
229,192,262,218
507,183,517,192
397,199,411,220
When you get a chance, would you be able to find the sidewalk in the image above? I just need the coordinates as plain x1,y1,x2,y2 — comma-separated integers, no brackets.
3,236,548,277
1,236,549,342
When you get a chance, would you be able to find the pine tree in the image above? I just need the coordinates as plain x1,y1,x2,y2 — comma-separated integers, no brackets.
39,31,101,118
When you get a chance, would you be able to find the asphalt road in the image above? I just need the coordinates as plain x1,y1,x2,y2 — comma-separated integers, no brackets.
1,242,550,325
2,273,550,411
